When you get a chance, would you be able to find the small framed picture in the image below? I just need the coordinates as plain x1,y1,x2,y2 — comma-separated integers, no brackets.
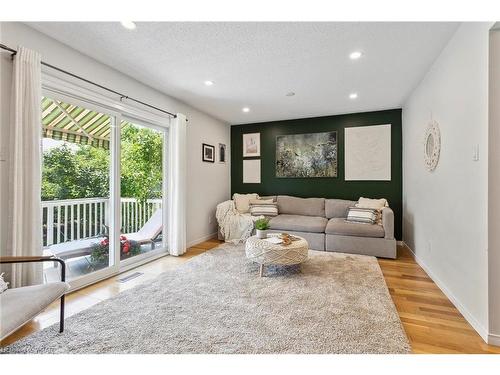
202,143,215,163
243,133,260,157
243,159,261,183
218,143,226,163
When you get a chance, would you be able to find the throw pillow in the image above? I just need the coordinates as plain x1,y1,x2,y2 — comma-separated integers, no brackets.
355,197,389,210
249,199,274,205
355,197,389,225
233,193,259,213
346,207,378,225
249,202,278,217
0,272,9,294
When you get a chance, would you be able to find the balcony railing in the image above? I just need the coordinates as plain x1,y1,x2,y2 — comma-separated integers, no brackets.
42,197,162,247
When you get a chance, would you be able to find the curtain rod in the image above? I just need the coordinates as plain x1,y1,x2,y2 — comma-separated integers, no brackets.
0,43,178,119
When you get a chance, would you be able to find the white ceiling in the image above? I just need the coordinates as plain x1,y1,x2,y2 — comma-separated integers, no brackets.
28,22,459,124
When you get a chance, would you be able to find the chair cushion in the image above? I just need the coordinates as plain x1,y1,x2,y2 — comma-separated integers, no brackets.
277,196,325,217
269,214,327,233
0,282,69,340
0,273,8,293
325,218,385,238
325,199,357,218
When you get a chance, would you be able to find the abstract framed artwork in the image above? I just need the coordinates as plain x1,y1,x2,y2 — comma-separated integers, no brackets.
202,143,215,163
344,124,391,181
243,133,260,157
276,131,337,178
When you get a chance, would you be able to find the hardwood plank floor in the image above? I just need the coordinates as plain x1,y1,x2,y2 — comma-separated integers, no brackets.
2,239,499,354
378,246,500,354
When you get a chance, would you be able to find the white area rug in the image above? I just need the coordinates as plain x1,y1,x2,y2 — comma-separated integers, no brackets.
2,244,410,353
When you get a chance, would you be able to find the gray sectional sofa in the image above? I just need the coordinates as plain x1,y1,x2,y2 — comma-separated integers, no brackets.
263,195,396,259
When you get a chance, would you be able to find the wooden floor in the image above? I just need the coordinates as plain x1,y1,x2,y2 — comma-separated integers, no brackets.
2,238,499,354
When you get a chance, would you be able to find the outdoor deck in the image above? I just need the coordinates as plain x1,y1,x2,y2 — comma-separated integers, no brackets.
42,197,163,282
43,240,161,282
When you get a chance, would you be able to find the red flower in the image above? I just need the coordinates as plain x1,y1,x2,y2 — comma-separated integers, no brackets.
122,242,130,254
120,235,127,241
100,238,109,246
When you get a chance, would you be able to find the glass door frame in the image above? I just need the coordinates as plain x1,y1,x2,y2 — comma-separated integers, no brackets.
42,74,171,291
41,89,121,291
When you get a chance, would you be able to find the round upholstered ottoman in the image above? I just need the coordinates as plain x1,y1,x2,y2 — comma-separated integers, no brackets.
245,234,309,277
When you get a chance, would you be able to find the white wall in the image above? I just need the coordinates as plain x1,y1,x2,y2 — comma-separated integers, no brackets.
402,23,491,340
488,28,500,345
0,22,230,253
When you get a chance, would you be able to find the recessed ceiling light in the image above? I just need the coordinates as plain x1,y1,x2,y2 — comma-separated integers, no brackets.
349,51,363,60
204,80,214,86
286,92,295,97
242,107,250,113
349,93,358,99
120,21,137,30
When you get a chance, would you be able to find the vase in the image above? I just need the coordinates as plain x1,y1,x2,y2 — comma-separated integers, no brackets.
256,229,268,239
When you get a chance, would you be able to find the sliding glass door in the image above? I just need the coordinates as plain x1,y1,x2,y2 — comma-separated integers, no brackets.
119,119,166,267
40,92,168,289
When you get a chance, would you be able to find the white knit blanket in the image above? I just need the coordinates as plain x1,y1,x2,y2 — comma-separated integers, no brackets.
215,200,262,244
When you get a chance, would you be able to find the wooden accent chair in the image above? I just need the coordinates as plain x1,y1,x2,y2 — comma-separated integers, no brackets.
0,256,69,340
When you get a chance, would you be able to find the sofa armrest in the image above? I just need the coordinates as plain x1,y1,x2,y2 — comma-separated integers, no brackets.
381,207,394,240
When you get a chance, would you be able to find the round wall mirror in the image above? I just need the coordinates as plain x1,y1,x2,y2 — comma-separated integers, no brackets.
424,120,440,171
425,133,434,157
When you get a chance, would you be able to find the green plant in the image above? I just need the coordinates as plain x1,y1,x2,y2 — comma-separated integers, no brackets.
41,123,163,202
90,235,141,265
255,218,270,230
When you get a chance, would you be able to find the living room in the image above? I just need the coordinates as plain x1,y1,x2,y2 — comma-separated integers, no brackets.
1,0,500,372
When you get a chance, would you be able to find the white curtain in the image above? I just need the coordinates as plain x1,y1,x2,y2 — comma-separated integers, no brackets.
6,46,43,287
168,113,187,256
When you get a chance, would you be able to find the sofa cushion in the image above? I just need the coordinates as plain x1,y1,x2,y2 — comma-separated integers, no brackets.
268,230,325,251
0,282,69,340
269,214,327,233
325,218,385,238
325,199,357,218
276,196,325,217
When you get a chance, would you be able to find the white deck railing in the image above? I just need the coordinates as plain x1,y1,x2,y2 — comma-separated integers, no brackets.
42,197,162,247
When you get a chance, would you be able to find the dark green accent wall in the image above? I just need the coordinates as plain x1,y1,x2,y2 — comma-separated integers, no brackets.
231,109,403,240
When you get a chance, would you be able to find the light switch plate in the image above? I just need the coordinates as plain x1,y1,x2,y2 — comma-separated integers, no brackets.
473,144,480,161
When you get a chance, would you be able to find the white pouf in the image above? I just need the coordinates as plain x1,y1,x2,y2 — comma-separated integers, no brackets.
245,233,309,277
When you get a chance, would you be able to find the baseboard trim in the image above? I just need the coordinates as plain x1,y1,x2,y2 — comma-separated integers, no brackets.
401,241,489,343
187,232,218,248
488,333,500,346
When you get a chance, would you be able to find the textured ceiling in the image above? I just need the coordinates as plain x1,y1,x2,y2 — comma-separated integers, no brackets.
27,22,459,124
